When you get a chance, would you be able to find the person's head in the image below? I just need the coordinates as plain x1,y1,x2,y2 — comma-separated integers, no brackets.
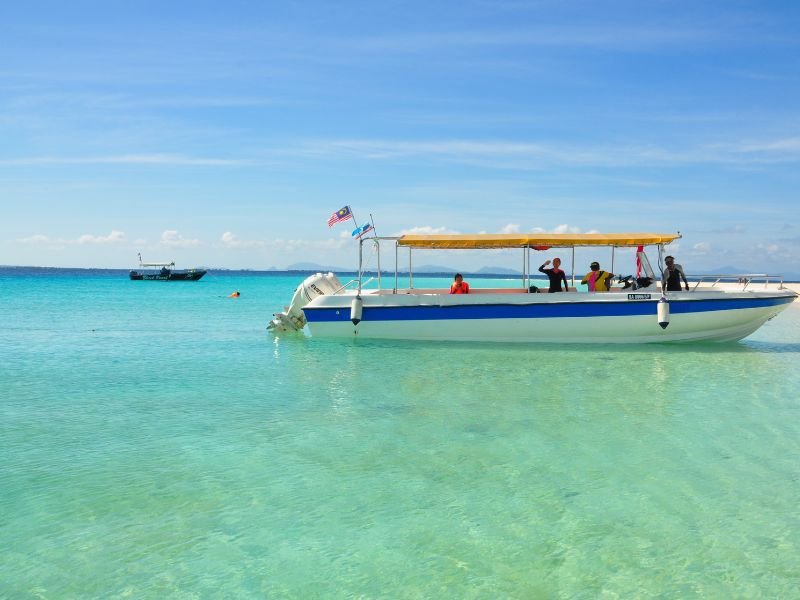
590,261,600,271
454,273,463,283
552,257,561,268
665,256,675,268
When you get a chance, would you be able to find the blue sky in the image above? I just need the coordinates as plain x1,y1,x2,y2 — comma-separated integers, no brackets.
2,0,799,274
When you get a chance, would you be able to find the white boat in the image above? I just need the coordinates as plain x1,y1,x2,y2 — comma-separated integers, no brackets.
269,232,797,343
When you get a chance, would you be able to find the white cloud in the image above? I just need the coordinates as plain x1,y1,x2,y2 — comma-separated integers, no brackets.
18,230,126,245
394,225,460,235
220,231,268,249
19,234,53,244
6,136,800,175
710,224,746,234
291,136,800,170
219,231,350,251
0,154,250,167
736,137,800,153
160,230,200,248
352,24,719,54
77,230,126,244
692,242,711,253
749,242,793,262
530,224,597,234
270,238,350,251
500,223,520,234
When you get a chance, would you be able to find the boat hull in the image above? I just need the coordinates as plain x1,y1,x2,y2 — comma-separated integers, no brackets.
301,291,796,343
129,270,207,281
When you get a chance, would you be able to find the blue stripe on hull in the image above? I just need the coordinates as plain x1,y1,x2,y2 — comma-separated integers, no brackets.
304,295,795,323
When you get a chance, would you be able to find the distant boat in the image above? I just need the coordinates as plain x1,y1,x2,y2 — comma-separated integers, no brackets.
129,254,206,281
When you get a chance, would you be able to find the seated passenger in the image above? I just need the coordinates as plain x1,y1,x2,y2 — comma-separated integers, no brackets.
450,273,470,294
581,261,614,292
538,258,569,293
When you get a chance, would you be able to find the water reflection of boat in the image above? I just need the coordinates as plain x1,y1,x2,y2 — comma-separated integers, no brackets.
269,232,797,343
129,254,206,281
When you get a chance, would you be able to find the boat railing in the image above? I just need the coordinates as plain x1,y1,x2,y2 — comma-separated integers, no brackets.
333,277,374,295
690,274,785,291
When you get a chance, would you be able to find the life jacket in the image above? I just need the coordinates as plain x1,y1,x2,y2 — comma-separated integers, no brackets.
587,270,608,292
450,281,470,294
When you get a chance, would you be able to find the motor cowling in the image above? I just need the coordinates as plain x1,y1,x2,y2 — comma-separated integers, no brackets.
268,272,343,331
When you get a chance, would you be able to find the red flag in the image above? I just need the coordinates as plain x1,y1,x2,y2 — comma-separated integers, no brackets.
635,245,643,278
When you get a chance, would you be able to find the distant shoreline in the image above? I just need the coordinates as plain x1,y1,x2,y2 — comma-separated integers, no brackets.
2,265,799,284
0,266,543,279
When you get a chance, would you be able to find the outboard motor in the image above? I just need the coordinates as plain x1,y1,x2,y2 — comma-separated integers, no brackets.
268,272,343,332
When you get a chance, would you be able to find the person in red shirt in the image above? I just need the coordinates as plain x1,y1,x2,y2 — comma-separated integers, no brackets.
450,273,470,294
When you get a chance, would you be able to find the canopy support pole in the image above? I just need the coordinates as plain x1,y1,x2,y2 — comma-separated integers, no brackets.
611,247,615,276
522,247,527,290
374,239,381,290
409,247,413,289
358,239,363,294
394,241,398,294
571,247,575,289
527,247,531,290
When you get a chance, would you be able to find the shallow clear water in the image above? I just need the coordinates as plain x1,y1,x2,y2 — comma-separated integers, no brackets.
2,269,799,598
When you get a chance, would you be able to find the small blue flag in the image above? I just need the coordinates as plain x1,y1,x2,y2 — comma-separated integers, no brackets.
352,223,374,239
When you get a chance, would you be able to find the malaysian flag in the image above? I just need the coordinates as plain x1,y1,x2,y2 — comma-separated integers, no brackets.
327,206,353,227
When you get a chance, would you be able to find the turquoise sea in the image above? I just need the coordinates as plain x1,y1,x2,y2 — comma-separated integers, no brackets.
2,268,799,598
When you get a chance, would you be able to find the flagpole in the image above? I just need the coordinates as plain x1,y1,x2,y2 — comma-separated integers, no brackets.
349,205,360,231
348,206,364,290
369,213,377,237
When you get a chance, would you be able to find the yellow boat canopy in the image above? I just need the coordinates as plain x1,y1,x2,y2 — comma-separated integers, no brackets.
396,232,681,249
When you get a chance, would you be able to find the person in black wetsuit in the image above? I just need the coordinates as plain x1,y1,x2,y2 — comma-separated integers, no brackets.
539,258,569,293
661,255,689,292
